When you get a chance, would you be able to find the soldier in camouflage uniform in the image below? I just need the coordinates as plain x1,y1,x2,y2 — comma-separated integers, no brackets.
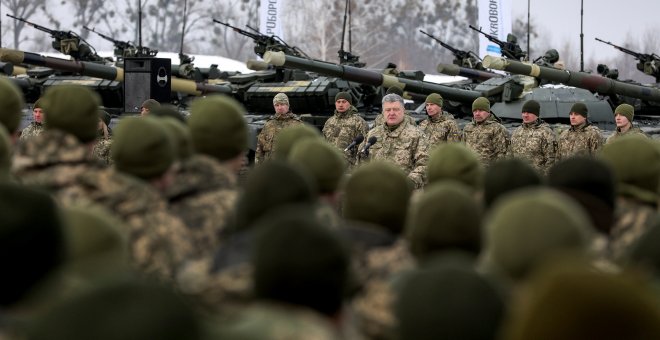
360,93,429,189
322,91,368,166
462,97,509,167
161,96,246,259
557,102,603,160
255,93,303,164
606,103,648,144
19,99,44,142
13,85,193,282
510,100,557,174
92,110,113,165
418,93,461,147
341,161,415,339
600,135,660,261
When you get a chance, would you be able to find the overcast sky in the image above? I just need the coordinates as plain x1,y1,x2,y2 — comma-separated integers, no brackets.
511,0,660,61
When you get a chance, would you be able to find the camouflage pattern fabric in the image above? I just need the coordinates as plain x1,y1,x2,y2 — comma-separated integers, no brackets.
213,303,340,340
351,239,415,340
165,154,239,259
92,137,113,165
609,196,658,261
418,112,462,146
557,122,603,160
255,112,303,164
322,106,369,167
359,120,429,189
510,120,557,174
13,130,195,282
605,126,648,144
462,115,509,167
18,122,44,142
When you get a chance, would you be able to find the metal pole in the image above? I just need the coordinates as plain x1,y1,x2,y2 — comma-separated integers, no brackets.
580,0,584,72
138,0,142,48
526,0,530,59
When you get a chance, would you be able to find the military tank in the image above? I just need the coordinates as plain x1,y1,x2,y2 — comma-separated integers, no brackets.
482,55,660,119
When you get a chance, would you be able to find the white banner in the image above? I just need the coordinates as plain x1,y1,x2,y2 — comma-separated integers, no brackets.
259,0,285,41
477,0,512,59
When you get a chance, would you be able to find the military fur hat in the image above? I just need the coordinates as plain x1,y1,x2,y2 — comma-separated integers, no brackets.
522,99,540,116
288,139,346,194
472,96,490,112
0,77,25,134
188,95,248,161
615,103,634,122
273,92,289,105
425,93,444,108
343,161,413,234
43,85,101,143
334,91,353,105
570,102,589,117
273,123,321,160
111,117,175,180
427,143,484,190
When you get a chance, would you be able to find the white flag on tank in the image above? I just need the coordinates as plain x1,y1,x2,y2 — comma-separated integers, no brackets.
260,0,285,42
477,0,512,59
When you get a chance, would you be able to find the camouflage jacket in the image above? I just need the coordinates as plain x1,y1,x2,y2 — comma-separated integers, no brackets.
462,115,509,167
18,122,44,142
557,122,603,160
166,154,239,259
255,112,303,164
609,196,658,261
322,106,369,167
605,125,648,144
92,137,113,166
359,120,429,189
13,129,194,282
510,119,557,174
213,303,340,340
418,112,462,147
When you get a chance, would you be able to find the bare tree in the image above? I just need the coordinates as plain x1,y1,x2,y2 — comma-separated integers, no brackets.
4,0,47,49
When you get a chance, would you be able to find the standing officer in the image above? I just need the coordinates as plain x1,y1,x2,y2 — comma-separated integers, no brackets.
557,102,603,160
510,99,557,174
462,97,509,167
255,93,302,164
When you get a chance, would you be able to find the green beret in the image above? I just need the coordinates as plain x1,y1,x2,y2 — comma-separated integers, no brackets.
334,91,353,105
396,261,504,340
522,99,540,116
29,279,203,340
156,117,193,160
406,181,482,261
484,158,542,208
599,134,660,204
0,125,11,182
472,96,490,112
232,160,317,232
43,85,101,143
188,95,248,161
150,104,185,123
273,123,321,160
288,139,346,194
0,77,25,134
483,188,592,281
0,184,64,306
273,92,289,105
502,262,660,340
427,143,484,190
253,205,350,316
343,161,412,234
615,103,634,122
570,102,588,117
111,117,175,180
425,93,444,107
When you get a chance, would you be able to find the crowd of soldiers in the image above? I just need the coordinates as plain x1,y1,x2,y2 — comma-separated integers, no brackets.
3,75,660,339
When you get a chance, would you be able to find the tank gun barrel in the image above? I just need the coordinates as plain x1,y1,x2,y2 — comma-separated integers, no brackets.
436,63,501,81
0,48,232,96
482,55,660,102
263,51,482,103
